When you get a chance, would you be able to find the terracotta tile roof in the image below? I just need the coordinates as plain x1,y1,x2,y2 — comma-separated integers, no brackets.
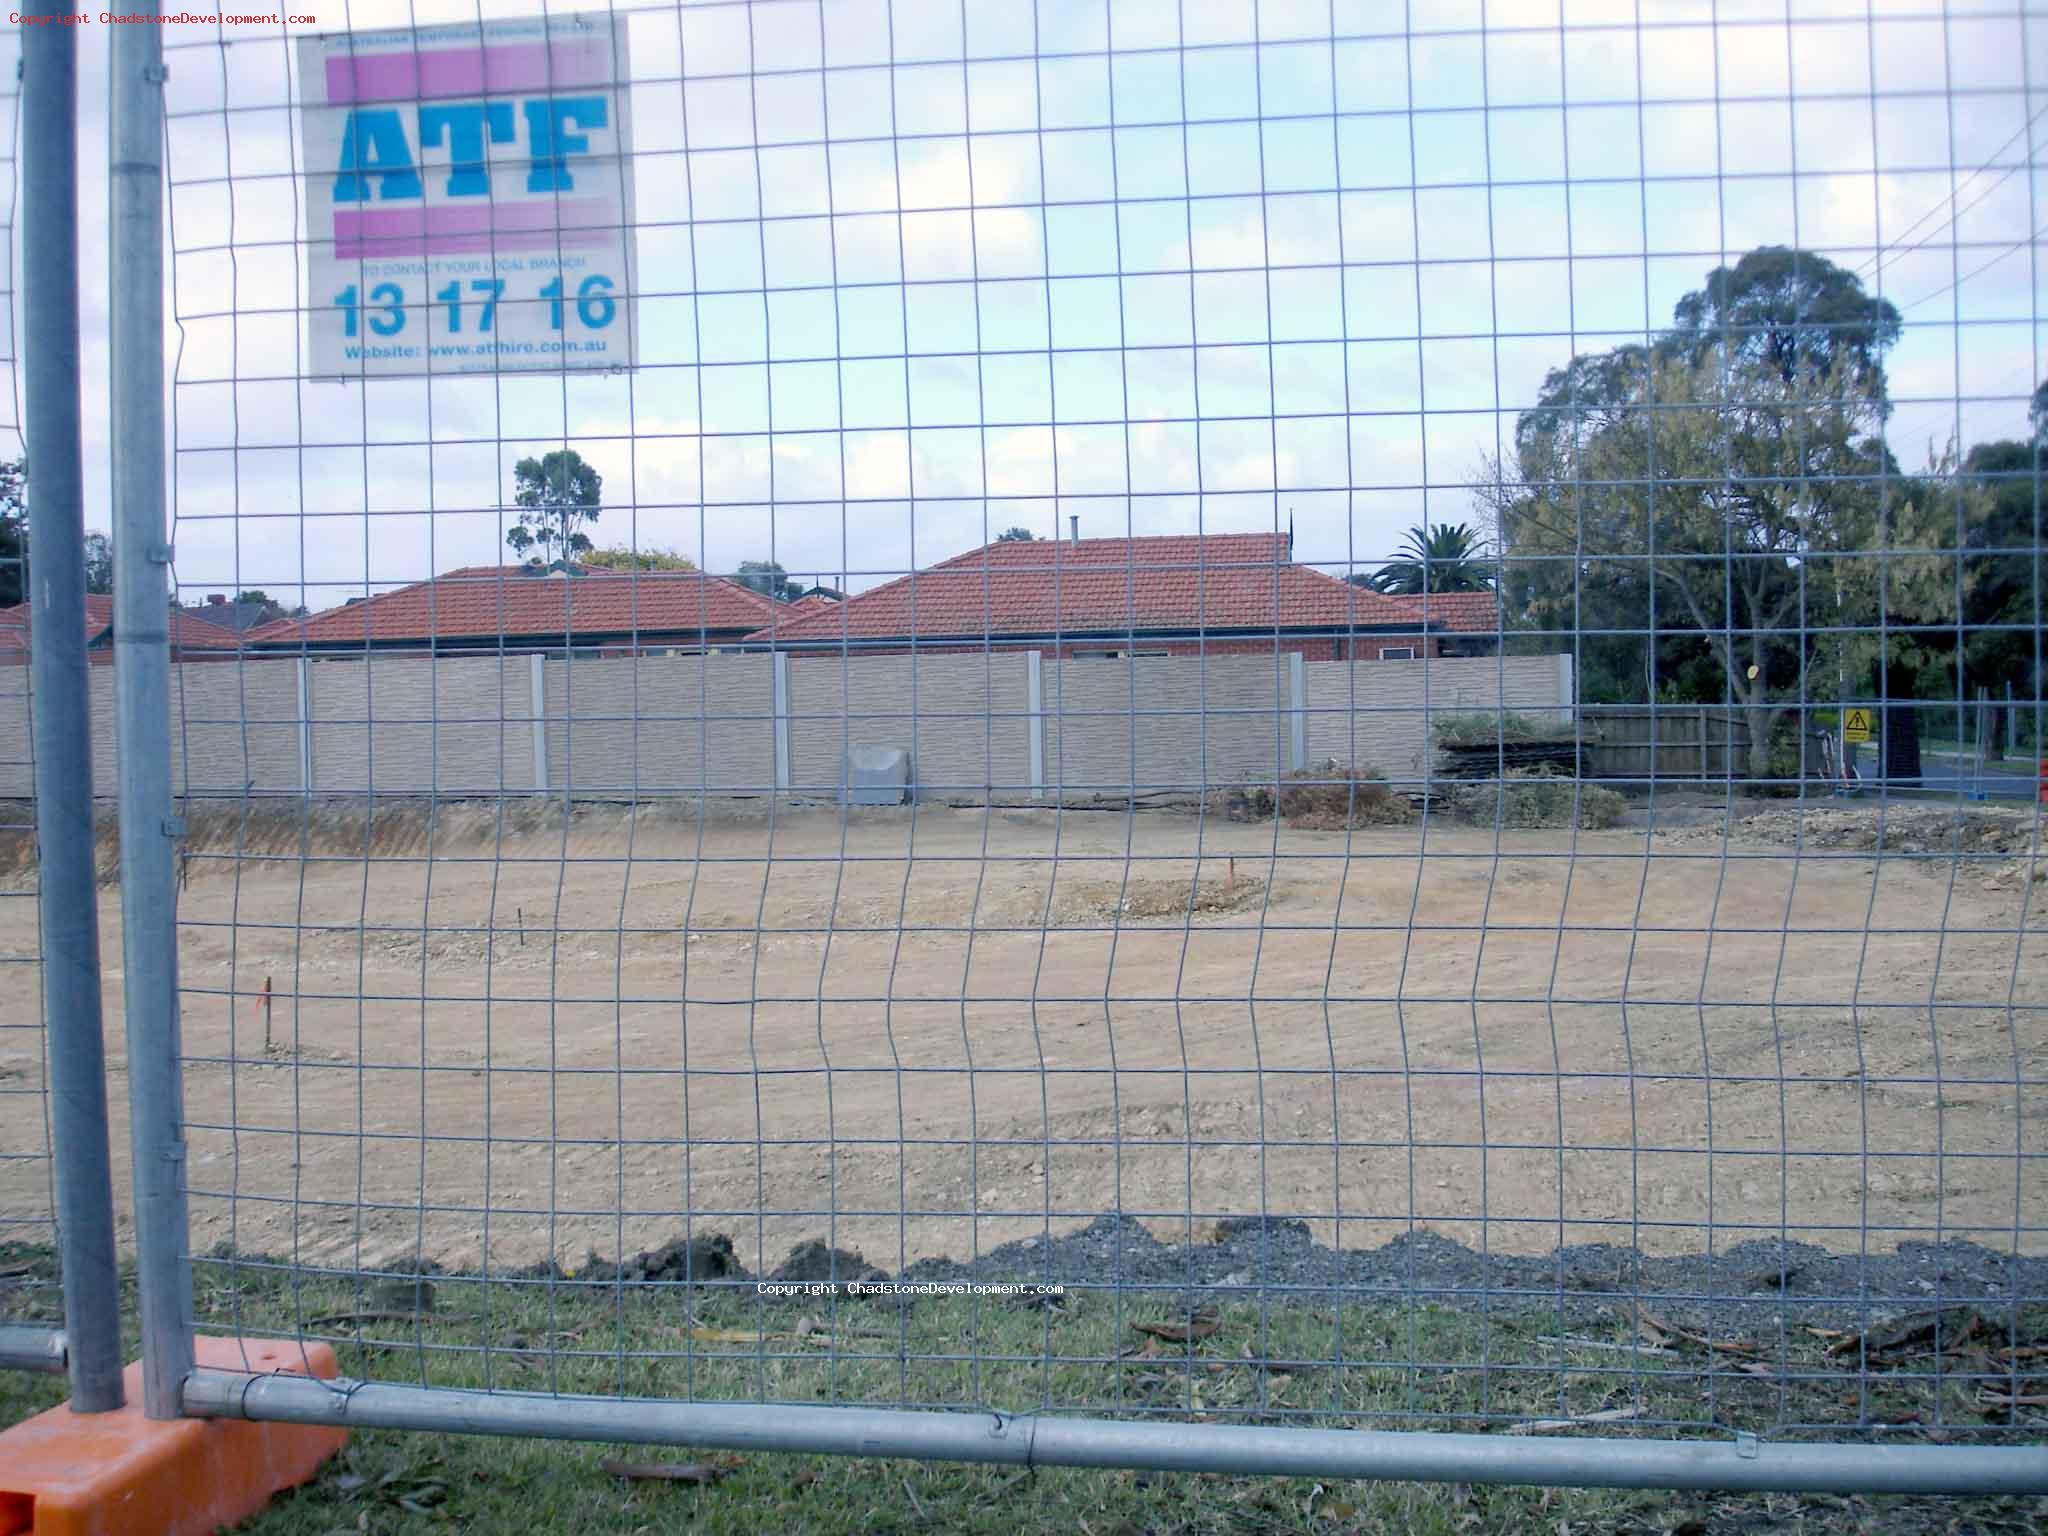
176,597,287,634
247,565,783,648
744,534,1501,645
1397,589,1502,633
0,593,245,659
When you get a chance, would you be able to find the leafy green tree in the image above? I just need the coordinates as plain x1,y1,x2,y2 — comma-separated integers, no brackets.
507,450,602,564
224,589,306,618
1667,245,1903,398
1487,249,1953,778
84,532,114,595
1952,434,2044,708
581,544,697,572
733,559,802,601
0,458,24,607
994,526,1037,542
1353,522,1494,594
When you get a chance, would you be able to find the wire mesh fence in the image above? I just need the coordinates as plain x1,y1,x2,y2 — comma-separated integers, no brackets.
3,0,2047,1490
0,25,64,1356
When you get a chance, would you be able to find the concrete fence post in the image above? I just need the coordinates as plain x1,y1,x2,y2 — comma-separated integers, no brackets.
1287,652,1306,773
296,656,314,796
529,653,548,792
1025,651,1044,796
772,653,792,793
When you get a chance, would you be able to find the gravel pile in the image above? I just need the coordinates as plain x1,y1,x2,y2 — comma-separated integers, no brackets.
1660,804,2042,859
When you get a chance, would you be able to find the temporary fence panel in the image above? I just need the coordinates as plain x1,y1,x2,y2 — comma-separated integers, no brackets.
0,23,68,1390
0,476,56,1362
40,0,2048,1496
3,16,131,1417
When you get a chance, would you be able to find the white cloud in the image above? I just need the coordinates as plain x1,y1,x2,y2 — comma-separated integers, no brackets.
4,3,2038,609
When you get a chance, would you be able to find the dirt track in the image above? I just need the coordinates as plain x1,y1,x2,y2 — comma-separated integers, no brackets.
1,798,2041,1276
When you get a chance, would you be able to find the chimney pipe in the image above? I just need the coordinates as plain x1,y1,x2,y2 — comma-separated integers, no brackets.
1069,514,1079,542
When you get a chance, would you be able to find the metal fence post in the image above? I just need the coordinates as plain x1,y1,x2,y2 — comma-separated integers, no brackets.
110,17,196,1420
100,4,2048,1497
22,18,124,1414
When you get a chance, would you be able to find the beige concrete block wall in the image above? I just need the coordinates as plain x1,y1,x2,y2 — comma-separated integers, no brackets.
90,667,119,798
310,655,432,794
170,659,305,795
0,666,29,798
545,654,777,794
787,653,1029,796
7,664,292,801
3,650,1572,804
1302,654,1572,782
428,656,544,794
311,654,539,795
1041,655,1293,796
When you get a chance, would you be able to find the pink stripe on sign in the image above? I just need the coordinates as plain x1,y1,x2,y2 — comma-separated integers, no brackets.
324,38,612,104
338,228,614,259
333,198,615,260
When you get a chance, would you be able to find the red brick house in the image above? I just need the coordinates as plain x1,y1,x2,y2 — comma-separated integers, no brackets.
742,533,1499,658
0,593,247,665
246,564,782,656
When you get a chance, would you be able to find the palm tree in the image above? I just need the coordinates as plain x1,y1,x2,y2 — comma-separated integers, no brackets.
1354,521,1494,594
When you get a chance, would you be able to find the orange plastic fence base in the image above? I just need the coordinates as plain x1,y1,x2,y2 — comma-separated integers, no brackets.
0,1337,346,1536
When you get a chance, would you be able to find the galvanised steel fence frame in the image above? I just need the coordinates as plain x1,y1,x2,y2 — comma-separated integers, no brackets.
6,0,2047,1500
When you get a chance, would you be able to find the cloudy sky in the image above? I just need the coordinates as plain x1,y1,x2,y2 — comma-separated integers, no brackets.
2,0,2043,613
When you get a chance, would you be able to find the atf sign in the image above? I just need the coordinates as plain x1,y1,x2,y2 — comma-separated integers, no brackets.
1842,707,1873,744
297,13,636,376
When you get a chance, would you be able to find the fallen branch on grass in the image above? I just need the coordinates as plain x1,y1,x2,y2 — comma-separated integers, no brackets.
1630,1306,1768,1359
1131,1310,1221,1344
307,1309,479,1329
601,1457,733,1484
1976,1387,2048,1409
1824,1307,1985,1364
1537,1335,1682,1361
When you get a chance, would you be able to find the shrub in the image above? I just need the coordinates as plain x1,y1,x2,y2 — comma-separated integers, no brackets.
1431,710,1577,747
1446,768,1628,829
1217,763,1418,830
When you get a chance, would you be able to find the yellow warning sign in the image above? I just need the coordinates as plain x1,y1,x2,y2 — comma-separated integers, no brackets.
1842,708,1872,744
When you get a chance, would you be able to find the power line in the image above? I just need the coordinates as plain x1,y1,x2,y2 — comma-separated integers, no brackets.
1899,222,2048,313
1853,102,2048,283
1867,159,2033,276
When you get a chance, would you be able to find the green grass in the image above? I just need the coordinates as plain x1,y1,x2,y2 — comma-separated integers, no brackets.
6,1244,2045,1534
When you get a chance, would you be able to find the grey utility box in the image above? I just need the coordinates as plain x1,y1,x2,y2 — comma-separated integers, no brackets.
844,746,910,805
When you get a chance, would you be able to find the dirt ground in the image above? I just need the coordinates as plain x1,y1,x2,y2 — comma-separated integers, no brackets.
1,797,2042,1277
